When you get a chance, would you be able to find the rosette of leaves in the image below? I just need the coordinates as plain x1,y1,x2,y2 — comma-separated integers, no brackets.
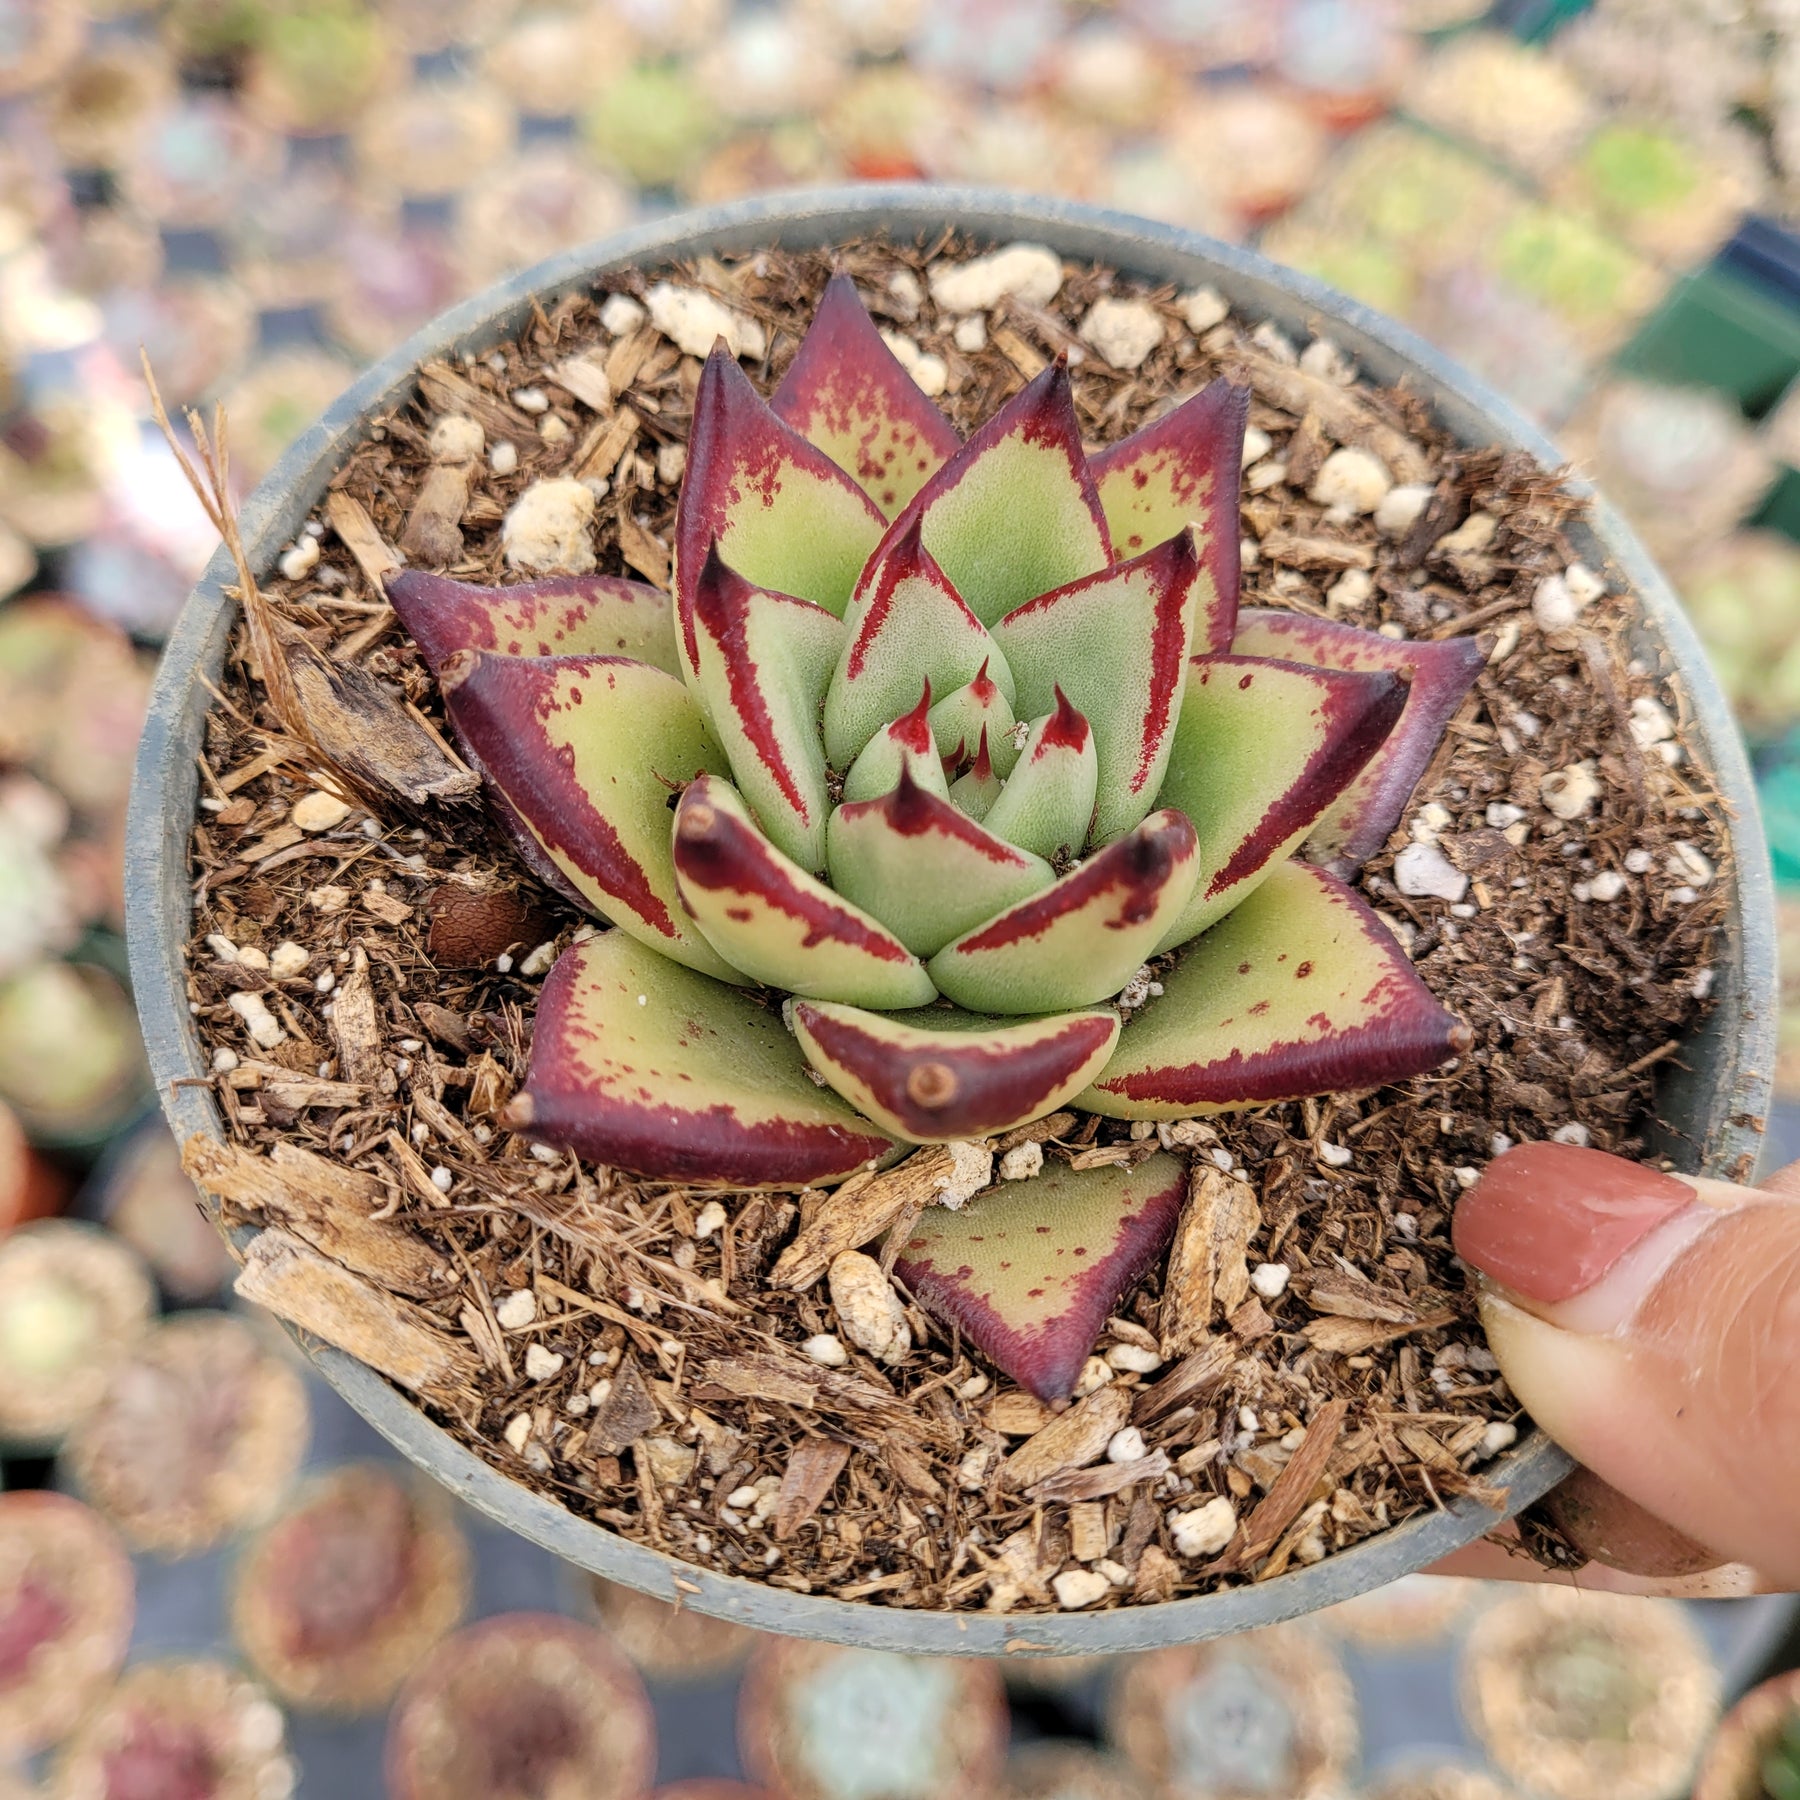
389,276,1479,1399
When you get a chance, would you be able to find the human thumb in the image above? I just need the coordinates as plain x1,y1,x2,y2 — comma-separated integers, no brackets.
1452,1141,1800,1586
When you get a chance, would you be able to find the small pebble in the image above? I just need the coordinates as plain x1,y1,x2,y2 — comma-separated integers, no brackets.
1436,512,1498,557
1693,967,1716,1000
998,1141,1043,1181
1586,870,1627,902
1073,1355,1113,1397
957,1371,990,1400
524,1343,564,1381
1541,762,1602,821
1669,840,1714,887
1105,1343,1161,1375
1393,841,1469,903
1317,1141,1352,1168
645,282,766,360
1565,561,1605,605
600,293,647,336
206,933,239,963
1080,296,1165,371
428,415,484,461
1478,1421,1519,1459
1299,336,1355,384
278,537,320,582
1486,802,1525,828
887,269,924,314
512,386,550,414
827,1251,911,1364
1629,696,1676,747
495,1289,537,1330
430,1165,453,1193
1374,483,1432,536
1491,1133,1515,1156
1169,1496,1237,1559
726,1485,760,1509
1249,320,1296,364
927,242,1063,312
1531,573,1578,631
656,441,687,486
1309,447,1391,515
1179,286,1228,334
802,1333,848,1368
489,440,519,477
952,314,987,353
1237,1406,1259,1433
503,1413,533,1453
539,414,570,446
879,329,948,398
1326,567,1373,614
1106,1426,1148,1463
1240,427,1272,466
291,789,352,833
933,1140,993,1209
694,1200,727,1239
1052,1567,1112,1610
227,992,285,1050
1454,1166,1480,1190
268,941,309,979
518,940,558,978
1250,1262,1289,1300
502,477,597,575
1552,1122,1592,1147
211,1046,240,1073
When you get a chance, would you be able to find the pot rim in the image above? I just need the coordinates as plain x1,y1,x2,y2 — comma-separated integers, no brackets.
126,183,1776,1656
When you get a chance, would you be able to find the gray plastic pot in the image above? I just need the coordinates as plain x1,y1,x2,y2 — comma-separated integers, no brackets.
127,186,1778,1656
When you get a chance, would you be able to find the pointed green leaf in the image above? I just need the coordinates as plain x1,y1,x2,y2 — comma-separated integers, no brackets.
994,531,1202,845
790,1001,1119,1143
980,690,1098,863
689,547,844,874
894,1155,1187,1402
929,664,1018,777
672,775,936,1008
1088,378,1248,653
769,272,962,518
1080,860,1472,1119
948,728,1006,820
440,651,740,980
821,518,1014,769
840,681,950,804
825,767,1054,957
928,809,1200,1014
674,346,886,677
1231,609,1483,872
508,933,899,1187
1152,653,1408,954
387,569,681,679
876,360,1110,629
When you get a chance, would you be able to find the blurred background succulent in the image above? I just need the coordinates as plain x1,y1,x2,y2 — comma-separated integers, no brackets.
390,278,1477,1397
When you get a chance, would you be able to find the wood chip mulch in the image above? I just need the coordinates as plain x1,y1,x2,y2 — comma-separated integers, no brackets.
172,234,1728,1616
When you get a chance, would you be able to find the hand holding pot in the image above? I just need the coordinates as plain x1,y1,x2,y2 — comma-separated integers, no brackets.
1446,1142,1800,1590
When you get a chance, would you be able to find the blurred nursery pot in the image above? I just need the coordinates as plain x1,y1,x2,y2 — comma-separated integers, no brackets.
127,187,1777,1655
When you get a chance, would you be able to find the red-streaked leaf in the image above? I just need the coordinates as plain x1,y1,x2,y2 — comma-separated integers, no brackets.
1088,378,1248,654
1080,860,1472,1118
1230,609,1484,872
672,774,936,1008
994,531,1201,845
948,727,1006,819
928,809,1200,1014
674,346,886,677
770,272,961,518
894,1155,1187,1402
386,569,680,678
980,689,1098,863
821,517,1014,769
1152,653,1408,954
825,766,1054,957
929,664,1018,778
440,651,739,980
790,1001,1119,1143
689,547,844,874
508,933,899,1187
840,680,949,804
873,360,1110,629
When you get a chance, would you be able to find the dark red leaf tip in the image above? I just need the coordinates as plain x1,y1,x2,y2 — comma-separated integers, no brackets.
1042,686,1091,752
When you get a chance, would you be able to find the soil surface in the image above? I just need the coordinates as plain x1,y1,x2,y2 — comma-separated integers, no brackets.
176,233,1727,1615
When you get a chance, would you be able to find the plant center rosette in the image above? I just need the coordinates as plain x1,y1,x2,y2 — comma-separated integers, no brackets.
387,276,1482,1405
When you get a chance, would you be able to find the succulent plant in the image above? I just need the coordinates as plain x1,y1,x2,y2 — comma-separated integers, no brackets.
1766,1708,1800,1800
389,277,1477,1397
